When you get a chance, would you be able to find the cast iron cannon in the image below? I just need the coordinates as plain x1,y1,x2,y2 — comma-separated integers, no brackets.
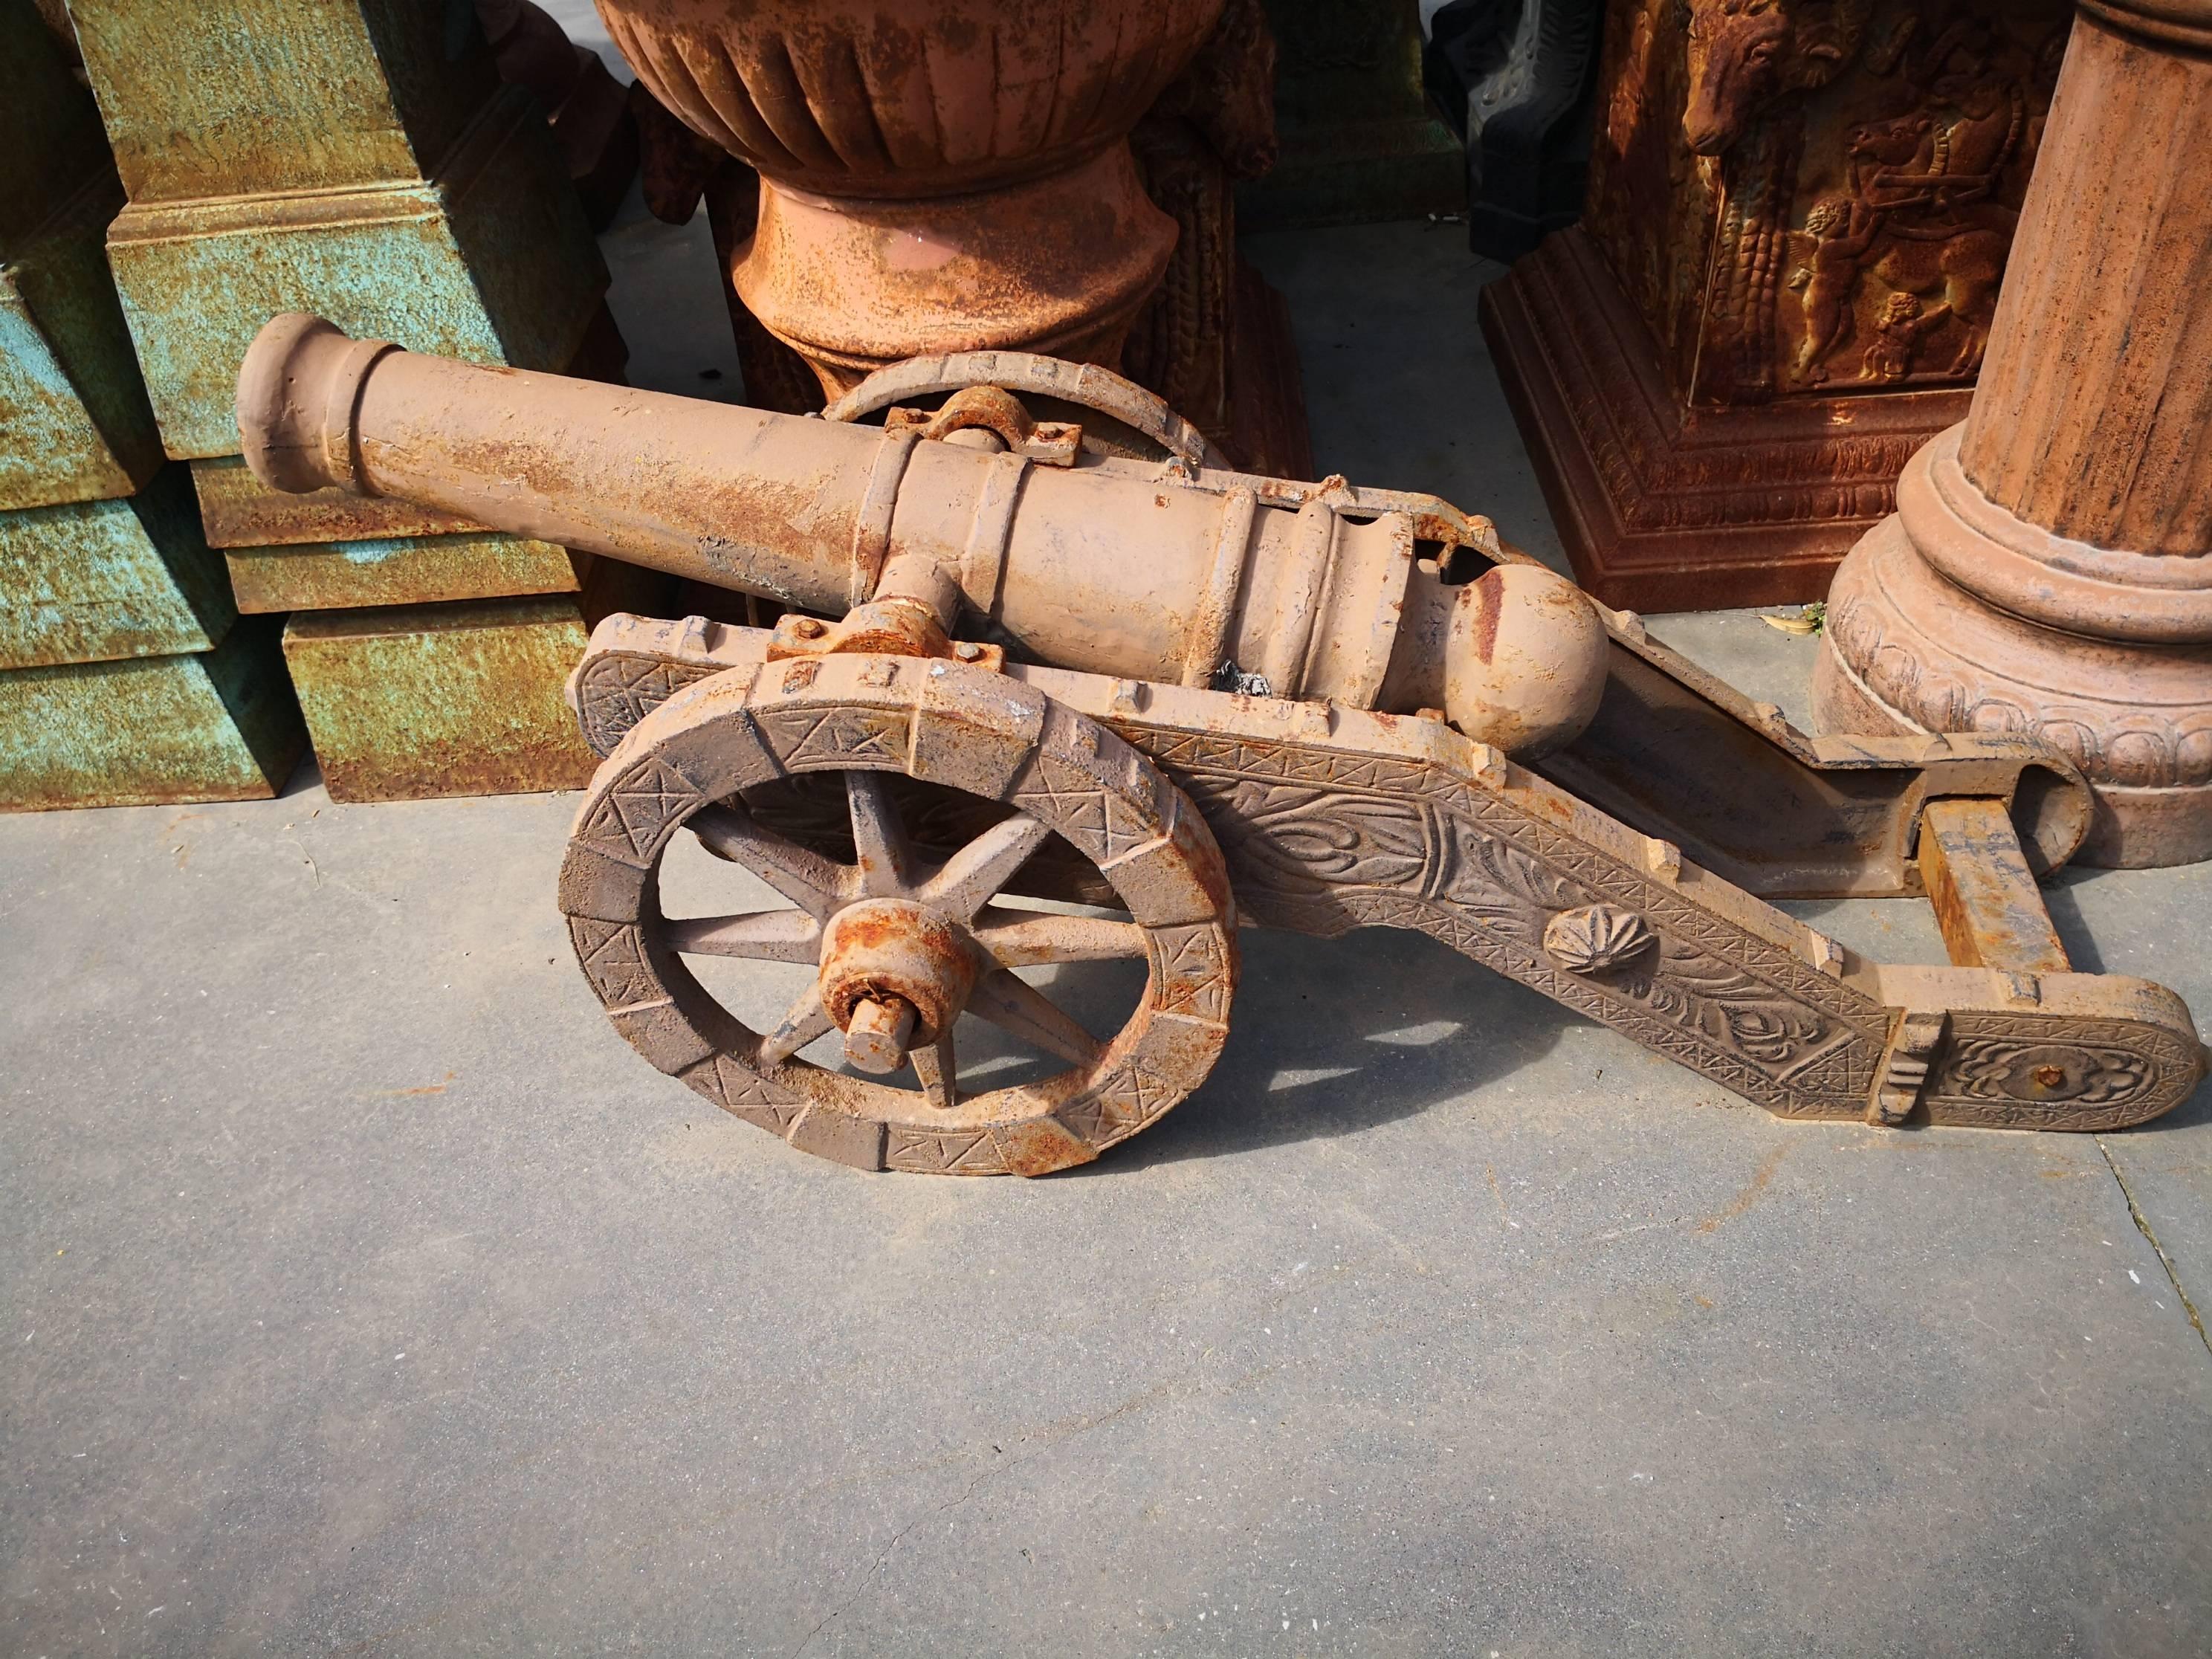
237,315,2205,1173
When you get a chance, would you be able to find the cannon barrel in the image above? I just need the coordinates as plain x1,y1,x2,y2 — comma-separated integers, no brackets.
236,314,1608,754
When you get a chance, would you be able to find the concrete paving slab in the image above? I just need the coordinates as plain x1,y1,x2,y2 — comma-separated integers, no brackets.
3,170,2208,1659
5,770,2210,1657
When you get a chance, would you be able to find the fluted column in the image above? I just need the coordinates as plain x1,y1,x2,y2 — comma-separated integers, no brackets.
1814,0,2212,867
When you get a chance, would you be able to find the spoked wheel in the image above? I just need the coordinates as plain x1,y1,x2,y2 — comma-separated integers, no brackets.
557,654,1238,1174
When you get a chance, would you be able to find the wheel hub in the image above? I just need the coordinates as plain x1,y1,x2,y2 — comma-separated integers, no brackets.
816,898,979,1073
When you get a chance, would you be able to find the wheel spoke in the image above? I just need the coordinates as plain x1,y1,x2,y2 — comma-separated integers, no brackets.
690,803,852,919
920,813,1054,920
910,1027,957,1110
971,908,1148,966
967,969,1105,1068
661,909,822,963
846,771,914,897
757,983,835,1067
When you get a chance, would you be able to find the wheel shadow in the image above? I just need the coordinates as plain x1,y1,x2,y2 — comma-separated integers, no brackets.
1058,923,1578,1171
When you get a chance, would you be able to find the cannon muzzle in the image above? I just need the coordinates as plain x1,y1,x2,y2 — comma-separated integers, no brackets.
237,314,1608,755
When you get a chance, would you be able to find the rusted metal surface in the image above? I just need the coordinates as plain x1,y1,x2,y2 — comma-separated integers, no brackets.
0,463,234,670
282,597,599,803
239,319,1605,758
0,614,303,811
1918,798,2072,974
238,317,2208,1171
226,532,582,615
565,621,2206,1165
559,658,1236,1173
1533,601,2093,899
192,303,625,549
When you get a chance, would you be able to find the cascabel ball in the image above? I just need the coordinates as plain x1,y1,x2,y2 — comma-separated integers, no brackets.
1442,563,1609,757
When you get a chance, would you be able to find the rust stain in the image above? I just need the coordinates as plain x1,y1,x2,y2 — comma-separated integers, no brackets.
375,1071,458,1099
1694,1142,1790,1234
1467,569,1504,665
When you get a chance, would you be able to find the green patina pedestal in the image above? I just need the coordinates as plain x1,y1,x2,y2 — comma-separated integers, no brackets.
63,0,633,801
0,0,303,809
1241,0,1466,229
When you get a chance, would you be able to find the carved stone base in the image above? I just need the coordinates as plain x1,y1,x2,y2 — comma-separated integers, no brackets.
282,596,599,803
1816,465,2212,868
1482,227,1969,613
279,555,673,803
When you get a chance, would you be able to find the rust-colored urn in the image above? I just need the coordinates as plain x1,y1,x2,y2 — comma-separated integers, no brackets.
598,0,1226,397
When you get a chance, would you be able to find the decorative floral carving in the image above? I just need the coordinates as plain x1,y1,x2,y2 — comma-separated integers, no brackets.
1826,589,2212,792
1542,904,1656,973
1125,721,1886,1116
1943,1039,2151,1107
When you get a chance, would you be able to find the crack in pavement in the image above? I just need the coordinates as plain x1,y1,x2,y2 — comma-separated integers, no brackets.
2098,1134,2211,1359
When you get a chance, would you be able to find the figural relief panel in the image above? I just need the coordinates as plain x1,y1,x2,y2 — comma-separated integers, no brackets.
1587,0,2067,407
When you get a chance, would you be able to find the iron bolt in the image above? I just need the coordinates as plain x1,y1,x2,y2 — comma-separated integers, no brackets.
792,617,827,639
955,641,982,662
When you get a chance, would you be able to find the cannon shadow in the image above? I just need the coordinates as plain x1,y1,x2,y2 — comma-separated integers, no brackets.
1060,922,1576,1171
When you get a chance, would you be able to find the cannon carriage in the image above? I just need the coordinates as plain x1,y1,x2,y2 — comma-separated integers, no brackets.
236,314,2206,1173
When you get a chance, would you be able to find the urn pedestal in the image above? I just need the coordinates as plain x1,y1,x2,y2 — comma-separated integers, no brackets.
1815,0,2212,868
598,0,1223,400
1481,0,2066,612
605,0,1313,476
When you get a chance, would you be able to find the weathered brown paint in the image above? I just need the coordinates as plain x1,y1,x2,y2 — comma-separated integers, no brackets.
190,455,491,550
0,615,303,810
226,532,583,615
239,317,1609,759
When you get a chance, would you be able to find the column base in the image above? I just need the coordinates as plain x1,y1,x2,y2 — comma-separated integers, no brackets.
1815,510,2212,869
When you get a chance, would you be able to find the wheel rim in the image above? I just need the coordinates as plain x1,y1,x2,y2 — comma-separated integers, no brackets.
557,655,1238,1175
